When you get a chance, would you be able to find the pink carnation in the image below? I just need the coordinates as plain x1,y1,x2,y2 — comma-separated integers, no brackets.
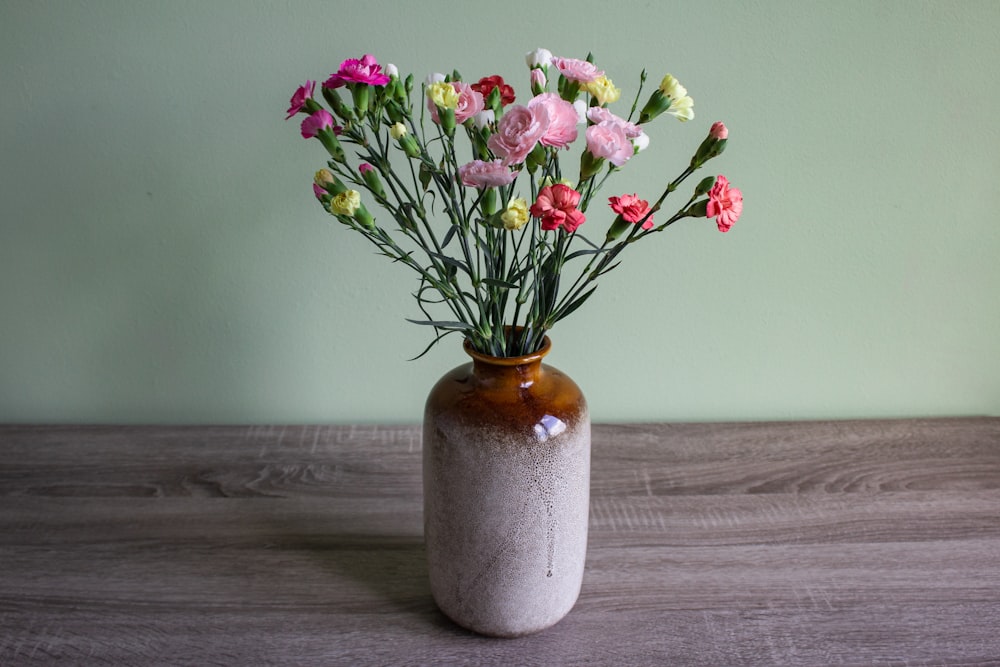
527,93,578,148
609,194,654,229
285,80,315,119
300,109,336,138
530,68,546,90
426,81,485,125
551,56,604,83
359,163,375,174
324,54,391,88
586,107,643,138
585,121,634,167
487,104,548,165
313,183,327,199
530,184,586,232
710,121,728,140
458,159,519,188
706,175,743,232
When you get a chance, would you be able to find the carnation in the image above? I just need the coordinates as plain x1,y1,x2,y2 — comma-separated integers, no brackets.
286,50,742,357
487,104,548,165
551,56,604,83
458,160,519,188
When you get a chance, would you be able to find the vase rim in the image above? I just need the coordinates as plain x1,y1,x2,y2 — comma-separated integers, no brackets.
463,335,551,367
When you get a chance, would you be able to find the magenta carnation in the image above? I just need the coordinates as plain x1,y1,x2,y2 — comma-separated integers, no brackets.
324,54,391,88
706,175,743,232
285,80,316,119
527,93,578,148
458,160,519,188
300,108,336,138
487,104,549,165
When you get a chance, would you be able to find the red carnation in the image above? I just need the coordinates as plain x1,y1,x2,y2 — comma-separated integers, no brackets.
471,75,516,107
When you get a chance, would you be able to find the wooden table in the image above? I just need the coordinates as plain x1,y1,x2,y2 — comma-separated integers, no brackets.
2,418,999,665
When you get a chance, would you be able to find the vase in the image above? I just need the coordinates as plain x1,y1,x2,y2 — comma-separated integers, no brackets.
422,335,590,637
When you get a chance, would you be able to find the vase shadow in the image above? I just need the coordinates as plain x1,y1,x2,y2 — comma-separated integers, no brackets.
258,514,474,634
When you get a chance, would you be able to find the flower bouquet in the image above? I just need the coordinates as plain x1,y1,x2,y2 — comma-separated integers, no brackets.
286,50,742,358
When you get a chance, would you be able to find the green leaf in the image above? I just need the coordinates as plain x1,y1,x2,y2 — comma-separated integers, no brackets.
428,251,472,276
404,319,474,331
407,329,459,361
441,224,460,248
590,261,622,280
481,277,518,290
565,248,606,261
551,286,598,325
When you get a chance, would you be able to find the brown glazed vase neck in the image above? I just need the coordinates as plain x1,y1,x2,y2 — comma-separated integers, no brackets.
426,336,586,441
463,336,551,387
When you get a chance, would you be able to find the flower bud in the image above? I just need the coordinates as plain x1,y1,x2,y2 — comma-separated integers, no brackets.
389,122,407,139
385,99,406,123
687,199,709,218
472,109,494,131
359,163,386,199
314,168,336,188
579,150,605,181
710,121,728,140
480,188,497,216
525,142,546,173
316,127,346,164
694,176,717,196
691,126,728,168
526,48,553,69
349,84,370,121
314,168,347,196
353,203,375,230
638,89,670,124
605,215,632,243
530,68,546,95
322,87,354,122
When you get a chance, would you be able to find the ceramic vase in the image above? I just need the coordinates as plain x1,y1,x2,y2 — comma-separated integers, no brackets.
422,336,590,637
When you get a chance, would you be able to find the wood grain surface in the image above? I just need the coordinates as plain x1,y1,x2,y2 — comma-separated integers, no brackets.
1,418,999,666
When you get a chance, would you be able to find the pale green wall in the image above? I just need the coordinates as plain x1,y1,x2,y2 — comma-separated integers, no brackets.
2,0,998,424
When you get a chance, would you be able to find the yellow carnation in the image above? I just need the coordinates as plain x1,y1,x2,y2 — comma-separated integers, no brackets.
427,82,459,109
314,169,335,187
389,122,408,139
667,95,695,122
501,198,530,231
658,74,687,100
331,190,361,216
584,75,621,105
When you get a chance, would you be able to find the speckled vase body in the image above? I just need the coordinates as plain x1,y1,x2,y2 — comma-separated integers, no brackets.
423,336,590,637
